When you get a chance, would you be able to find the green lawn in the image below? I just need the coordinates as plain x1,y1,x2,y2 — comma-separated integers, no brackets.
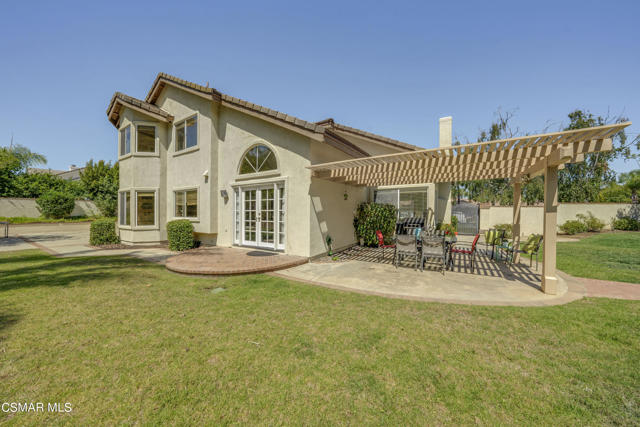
1,250,638,425
518,232,640,284
0,216,110,224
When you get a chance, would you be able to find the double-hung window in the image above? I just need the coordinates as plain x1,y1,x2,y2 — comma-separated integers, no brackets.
175,116,197,152
136,191,156,226
174,189,198,218
119,125,131,156
119,191,130,226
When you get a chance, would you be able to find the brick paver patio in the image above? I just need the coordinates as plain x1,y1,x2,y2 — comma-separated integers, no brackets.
165,246,308,275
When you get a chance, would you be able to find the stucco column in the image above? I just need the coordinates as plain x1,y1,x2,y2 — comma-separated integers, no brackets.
437,117,452,224
512,179,522,263
542,162,558,294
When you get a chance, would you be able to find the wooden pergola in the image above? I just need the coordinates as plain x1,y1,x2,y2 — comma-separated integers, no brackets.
307,122,631,294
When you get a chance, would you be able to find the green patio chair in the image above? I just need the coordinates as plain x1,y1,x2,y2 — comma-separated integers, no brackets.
502,234,543,270
483,229,505,259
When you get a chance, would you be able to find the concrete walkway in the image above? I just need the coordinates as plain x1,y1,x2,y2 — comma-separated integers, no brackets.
0,222,173,263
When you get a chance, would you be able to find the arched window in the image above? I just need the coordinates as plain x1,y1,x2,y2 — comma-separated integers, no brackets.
239,145,277,174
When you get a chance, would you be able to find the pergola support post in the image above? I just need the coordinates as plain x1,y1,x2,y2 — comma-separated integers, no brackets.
512,179,522,263
542,161,559,294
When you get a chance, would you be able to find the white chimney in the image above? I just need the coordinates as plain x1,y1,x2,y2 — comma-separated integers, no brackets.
439,116,452,147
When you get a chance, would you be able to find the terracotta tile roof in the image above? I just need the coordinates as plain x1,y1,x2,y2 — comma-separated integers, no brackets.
107,92,173,126
316,118,421,151
109,72,420,156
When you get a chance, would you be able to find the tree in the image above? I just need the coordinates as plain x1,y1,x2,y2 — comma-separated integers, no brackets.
79,160,119,216
0,148,22,196
9,172,83,198
6,143,47,172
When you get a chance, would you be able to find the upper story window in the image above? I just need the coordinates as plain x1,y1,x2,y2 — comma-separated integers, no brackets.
239,145,277,175
119,125,131,156
175,115,197,152
137,125,156,153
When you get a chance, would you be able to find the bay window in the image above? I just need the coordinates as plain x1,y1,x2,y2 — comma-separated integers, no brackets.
136,124,156,153
119,191,130,226
119,125,131,156
136,191,156,226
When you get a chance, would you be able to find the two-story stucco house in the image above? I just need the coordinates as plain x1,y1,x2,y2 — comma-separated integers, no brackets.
106,73,452,258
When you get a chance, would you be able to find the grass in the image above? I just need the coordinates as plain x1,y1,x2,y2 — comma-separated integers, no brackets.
518,232,640,284
1,250,639,425
0,216,110,224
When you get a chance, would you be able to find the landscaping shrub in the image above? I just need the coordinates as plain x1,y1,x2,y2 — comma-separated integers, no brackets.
494,223,513,239
354,203,397,246
438,223,456,234
451,216,458,231
612,217,640,231
576,211,605,232
559,219,587,235
36,190,75,219
167,219,195,251
89,219,120,245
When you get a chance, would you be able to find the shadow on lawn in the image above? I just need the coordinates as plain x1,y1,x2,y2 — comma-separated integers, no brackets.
0,254,160,293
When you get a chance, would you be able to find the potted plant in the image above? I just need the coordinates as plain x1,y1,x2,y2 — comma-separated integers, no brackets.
326,235,333,256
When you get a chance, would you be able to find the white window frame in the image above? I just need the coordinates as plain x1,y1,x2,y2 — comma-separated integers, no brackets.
118,189,132,228
133,188,159,230
119,124,132,159
172,186,200,221
236,143,281,180
173,113,199,156
134,121,160,157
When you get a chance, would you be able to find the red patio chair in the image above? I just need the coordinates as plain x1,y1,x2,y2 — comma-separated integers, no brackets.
449,234,480,272
376,230,395,262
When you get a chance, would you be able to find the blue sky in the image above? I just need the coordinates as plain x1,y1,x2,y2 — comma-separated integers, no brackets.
1,0,638,174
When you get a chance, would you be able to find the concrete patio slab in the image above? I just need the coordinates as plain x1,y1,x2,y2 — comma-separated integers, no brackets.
274,246,586,306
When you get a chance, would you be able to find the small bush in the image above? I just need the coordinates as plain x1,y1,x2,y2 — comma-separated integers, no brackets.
576,211,605,232
494,223,513,239
612,217,640,231
36,190,75,219
94,194,117,217
438,223,456,234
167,219,195,251
90,219,120,245
559,219,587,235
354,203,397,246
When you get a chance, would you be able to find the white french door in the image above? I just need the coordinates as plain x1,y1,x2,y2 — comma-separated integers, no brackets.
239,183,285,250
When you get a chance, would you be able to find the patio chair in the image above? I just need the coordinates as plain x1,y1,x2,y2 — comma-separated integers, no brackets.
420,231,446,274
375,230,395,262
484,229,506,259
503,234,543,270
394,234,419,270
449,234,481,273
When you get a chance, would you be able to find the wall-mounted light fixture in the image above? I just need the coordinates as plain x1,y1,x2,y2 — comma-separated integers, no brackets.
220,190,228,198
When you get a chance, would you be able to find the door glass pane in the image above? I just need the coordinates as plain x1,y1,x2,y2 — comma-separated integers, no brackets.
175,191,185,217
244,190,256,242
186,117,197,148
260,188,274,244
278,187,285,247
137,192,155,226
186,190,197,217
137,125,156,152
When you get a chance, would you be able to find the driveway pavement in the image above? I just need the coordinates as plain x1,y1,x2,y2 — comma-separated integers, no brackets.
0,222,173,263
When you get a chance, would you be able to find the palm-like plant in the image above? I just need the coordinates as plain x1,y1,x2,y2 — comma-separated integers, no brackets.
8,143,47,172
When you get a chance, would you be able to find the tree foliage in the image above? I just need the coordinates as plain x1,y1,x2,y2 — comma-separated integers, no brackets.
453,109,635,205
79,160,119,216
7,143,47,172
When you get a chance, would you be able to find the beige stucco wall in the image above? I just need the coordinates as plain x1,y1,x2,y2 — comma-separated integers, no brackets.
480,203,632,236
309,141,368,257
215,106,315,256
0,198,99,217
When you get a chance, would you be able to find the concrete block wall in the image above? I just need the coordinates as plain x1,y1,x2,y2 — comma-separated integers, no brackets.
0,197,100,218
479,203,633,236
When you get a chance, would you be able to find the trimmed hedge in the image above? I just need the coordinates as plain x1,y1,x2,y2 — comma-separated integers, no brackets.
354,203,397,246
167,219,195,251
36,190,75,219
612,217,640,231
90,219,120,245
559,219,587,235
